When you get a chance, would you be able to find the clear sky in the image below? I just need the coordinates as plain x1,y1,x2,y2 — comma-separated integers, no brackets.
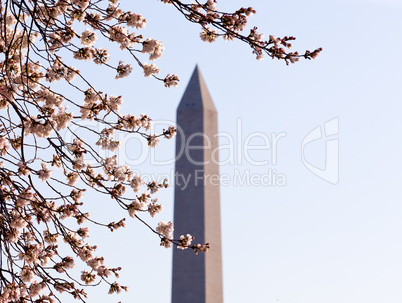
74,1,402,302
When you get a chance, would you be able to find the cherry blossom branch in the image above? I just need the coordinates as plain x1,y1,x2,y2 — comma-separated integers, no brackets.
0,0,321,301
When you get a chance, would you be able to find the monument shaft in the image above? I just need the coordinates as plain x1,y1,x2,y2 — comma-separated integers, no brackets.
172,67,223,303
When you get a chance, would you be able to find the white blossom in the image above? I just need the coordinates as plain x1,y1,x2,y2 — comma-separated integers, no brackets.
80,29,98,46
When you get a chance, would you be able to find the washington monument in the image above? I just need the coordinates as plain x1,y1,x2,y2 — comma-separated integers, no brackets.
172,66,223,303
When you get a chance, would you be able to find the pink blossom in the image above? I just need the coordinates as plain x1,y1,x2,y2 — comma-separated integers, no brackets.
38,163,52,182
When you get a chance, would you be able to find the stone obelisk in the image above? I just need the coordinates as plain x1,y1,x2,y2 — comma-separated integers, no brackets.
172,66,223,303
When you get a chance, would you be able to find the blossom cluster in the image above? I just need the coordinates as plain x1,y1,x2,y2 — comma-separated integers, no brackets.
156,220,174,248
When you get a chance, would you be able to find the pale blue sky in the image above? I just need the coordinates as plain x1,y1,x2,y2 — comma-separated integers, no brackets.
73,1,402,302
